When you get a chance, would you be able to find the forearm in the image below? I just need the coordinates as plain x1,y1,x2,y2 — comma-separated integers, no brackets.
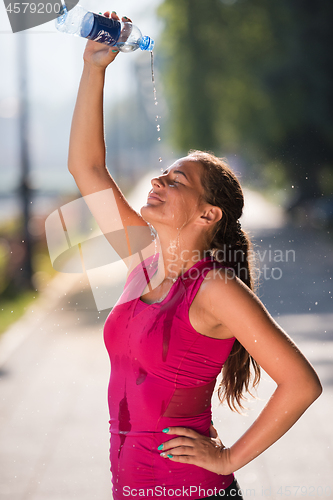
225,381,321,473
68,62,106,173
157,379,321,476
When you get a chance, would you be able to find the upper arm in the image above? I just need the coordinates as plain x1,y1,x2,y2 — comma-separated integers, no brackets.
70,165,155,268
202,271,321,389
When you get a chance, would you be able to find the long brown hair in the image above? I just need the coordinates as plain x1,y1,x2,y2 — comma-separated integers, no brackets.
188,150,260,412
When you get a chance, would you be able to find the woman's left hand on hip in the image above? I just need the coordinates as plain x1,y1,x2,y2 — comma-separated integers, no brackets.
158,426,233,475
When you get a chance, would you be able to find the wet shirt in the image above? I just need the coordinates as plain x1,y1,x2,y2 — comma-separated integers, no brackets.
103,254,236,499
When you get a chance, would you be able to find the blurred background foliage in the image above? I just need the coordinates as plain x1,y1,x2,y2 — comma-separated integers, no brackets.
0,0,332,333
157,0,333,205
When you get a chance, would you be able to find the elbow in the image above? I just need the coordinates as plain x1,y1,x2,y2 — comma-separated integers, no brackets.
302,372,323,407
308,363,323,402
285,371,323,408
67,160,74,175
67,151,80,175
68,159,76,176
68,161,81,177
310,376,323,402
299,361,323,405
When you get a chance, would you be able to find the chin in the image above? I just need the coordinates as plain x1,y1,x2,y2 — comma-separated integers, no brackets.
140,205,161,227
140,204,147,215
140,204,152,219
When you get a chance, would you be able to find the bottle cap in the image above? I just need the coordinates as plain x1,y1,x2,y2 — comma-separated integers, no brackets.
140,36,154,51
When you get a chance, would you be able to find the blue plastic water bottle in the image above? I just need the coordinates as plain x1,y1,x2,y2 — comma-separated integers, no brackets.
55,4,154,52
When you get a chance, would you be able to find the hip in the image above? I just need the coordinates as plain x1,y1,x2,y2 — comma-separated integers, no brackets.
110,437,234,499
200,478,243,499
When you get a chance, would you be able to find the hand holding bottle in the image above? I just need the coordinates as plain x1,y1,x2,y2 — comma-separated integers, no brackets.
83,11,130,69
55,6,153,55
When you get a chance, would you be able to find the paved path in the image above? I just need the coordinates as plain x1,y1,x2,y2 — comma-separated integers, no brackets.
212,224,333,499
0,174,332,499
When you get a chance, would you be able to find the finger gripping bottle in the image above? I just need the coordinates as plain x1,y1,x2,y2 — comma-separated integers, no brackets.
55,4,154,52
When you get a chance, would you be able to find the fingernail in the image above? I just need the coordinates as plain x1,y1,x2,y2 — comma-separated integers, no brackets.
160,452,166,457
112,49,118,53
112,11,117,14
123,16,129,20
167,454,173,458
162,428,169,433
211,420,214,425
99,12,102,14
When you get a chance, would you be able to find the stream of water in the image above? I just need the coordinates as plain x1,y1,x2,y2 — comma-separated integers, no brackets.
150,51,163,167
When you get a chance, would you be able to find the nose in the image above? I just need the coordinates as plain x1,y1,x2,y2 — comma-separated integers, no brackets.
151,175,164,190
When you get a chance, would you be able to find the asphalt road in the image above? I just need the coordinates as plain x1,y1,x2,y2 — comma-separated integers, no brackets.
0,178,332,500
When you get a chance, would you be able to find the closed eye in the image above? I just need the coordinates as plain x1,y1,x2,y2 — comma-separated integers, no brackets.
168,179,183,186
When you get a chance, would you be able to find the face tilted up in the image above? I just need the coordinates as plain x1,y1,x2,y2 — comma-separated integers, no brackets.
140,157,210,235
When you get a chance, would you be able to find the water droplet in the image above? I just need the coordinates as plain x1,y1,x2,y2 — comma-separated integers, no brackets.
151,52,163,168
291,185,294,188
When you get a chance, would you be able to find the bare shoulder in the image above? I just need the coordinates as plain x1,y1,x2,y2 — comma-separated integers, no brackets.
193,266,322,392
189,267,244,339
192,266,272,340
197,266,260,310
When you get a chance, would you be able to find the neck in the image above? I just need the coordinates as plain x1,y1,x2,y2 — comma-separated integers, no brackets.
152,228,211,283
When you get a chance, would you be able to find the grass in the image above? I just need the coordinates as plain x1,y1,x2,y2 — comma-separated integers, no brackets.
0,290,38,335
0,215,58,336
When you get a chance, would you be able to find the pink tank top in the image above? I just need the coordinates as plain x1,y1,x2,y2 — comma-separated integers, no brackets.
103,253,235,499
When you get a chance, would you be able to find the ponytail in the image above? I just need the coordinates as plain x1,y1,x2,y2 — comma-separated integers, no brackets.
210,220,260,412
188,150,261,412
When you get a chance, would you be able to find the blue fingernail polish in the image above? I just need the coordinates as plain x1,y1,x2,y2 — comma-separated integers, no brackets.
162,428,169,433
157,444,163,450
167,454,173,458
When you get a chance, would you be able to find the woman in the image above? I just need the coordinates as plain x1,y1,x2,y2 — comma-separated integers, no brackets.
68,11,322,500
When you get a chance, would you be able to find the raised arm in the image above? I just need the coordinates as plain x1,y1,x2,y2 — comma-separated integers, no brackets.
68,11,152,265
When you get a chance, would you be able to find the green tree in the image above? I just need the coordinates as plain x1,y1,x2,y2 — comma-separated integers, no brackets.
158,0,333,200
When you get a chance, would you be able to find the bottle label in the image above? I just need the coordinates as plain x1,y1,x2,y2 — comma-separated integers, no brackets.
86,14,121,46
